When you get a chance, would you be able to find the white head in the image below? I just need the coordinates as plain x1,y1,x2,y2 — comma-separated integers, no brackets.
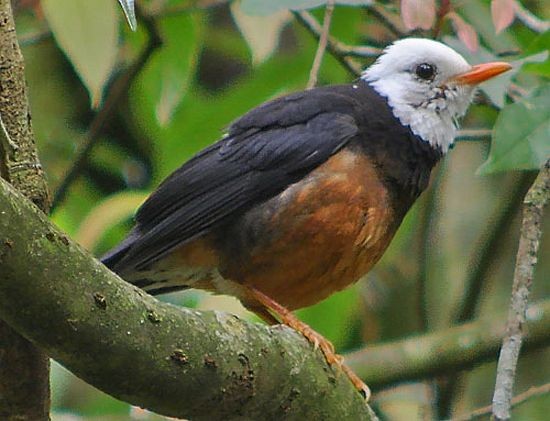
362,38,511,153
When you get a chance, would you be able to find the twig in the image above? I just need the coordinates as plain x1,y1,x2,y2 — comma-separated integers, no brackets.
455,128,492,141
146,0,229,17
514,1,550,33
368,3,407,37
306,0,335,89
452,382,550,421
51,12,161,211
341,45,383,58
432,0,452,38
293,11,365,77
492,159,550,420
18,28,51,47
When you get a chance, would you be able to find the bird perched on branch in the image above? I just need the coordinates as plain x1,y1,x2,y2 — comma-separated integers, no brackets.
102,38,511,397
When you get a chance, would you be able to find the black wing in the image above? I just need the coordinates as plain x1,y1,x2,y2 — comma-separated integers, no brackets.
104,87,362,271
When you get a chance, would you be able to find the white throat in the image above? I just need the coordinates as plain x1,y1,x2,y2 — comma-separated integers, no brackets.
364,77,472,153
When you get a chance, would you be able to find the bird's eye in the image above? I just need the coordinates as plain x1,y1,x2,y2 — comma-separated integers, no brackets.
415,63,436,80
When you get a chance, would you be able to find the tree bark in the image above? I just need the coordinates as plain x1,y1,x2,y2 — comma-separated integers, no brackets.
0,0,51,419
0,177,374,420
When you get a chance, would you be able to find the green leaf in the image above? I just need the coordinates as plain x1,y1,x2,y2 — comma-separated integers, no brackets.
523,30,550,77
240,0,373,16
477,85,550,174
133,13,203,127
76,191,148,251
231,1,291,65
42,0,119,107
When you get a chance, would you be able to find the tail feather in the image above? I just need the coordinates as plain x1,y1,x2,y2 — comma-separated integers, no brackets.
100,228,194,297
100,228,141,270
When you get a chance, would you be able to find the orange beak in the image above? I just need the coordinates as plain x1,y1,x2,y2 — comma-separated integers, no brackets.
451,62,512,85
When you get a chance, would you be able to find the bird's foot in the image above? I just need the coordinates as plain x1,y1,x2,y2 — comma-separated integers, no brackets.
247,287,371,400
299,324,370,400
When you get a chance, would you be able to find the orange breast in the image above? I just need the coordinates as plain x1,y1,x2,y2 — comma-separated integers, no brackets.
147,147,400,311
220,148,399,310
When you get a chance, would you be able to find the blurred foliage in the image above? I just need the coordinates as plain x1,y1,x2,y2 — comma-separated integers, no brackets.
11,0,549,419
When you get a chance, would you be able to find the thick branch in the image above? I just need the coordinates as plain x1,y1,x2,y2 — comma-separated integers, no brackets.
0,0,49,208
492,160,550,420
344,298,550,389
0,177,373,420
0,0,51,418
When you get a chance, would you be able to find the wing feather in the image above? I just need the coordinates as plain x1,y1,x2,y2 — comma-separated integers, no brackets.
107,88,362,271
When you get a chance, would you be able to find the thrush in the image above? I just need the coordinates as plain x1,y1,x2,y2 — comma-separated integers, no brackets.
102,38,511,397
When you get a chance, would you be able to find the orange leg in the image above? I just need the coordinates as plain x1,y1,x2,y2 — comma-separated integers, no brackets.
246,287,370,400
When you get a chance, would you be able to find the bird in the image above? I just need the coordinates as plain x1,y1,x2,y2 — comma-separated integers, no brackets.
101,38,511,397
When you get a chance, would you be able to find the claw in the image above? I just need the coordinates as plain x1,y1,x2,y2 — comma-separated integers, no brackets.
247,287,370,400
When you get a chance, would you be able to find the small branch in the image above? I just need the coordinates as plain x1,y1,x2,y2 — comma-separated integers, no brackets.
455,128,492,141
51,12,161,211
368,3,407,37
145,0,230,17
306,0,335,89
293,11,366,77
514,1,550,33
453,382,550,421
492,159,550,420
432,0,452,38
18,28,52,47
344,298,550,389
0,177,374,420
341,45,383,58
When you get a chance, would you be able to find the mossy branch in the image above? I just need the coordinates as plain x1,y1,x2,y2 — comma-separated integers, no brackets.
0,177,373,420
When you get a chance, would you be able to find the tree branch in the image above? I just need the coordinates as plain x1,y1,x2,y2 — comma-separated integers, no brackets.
513,1,550,33
0,177,374,420
492,159,550,420
293,11,370,77
0,0,51,418
344,297,550,389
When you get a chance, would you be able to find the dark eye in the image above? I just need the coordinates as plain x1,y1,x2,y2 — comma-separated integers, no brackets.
415,63,436,80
